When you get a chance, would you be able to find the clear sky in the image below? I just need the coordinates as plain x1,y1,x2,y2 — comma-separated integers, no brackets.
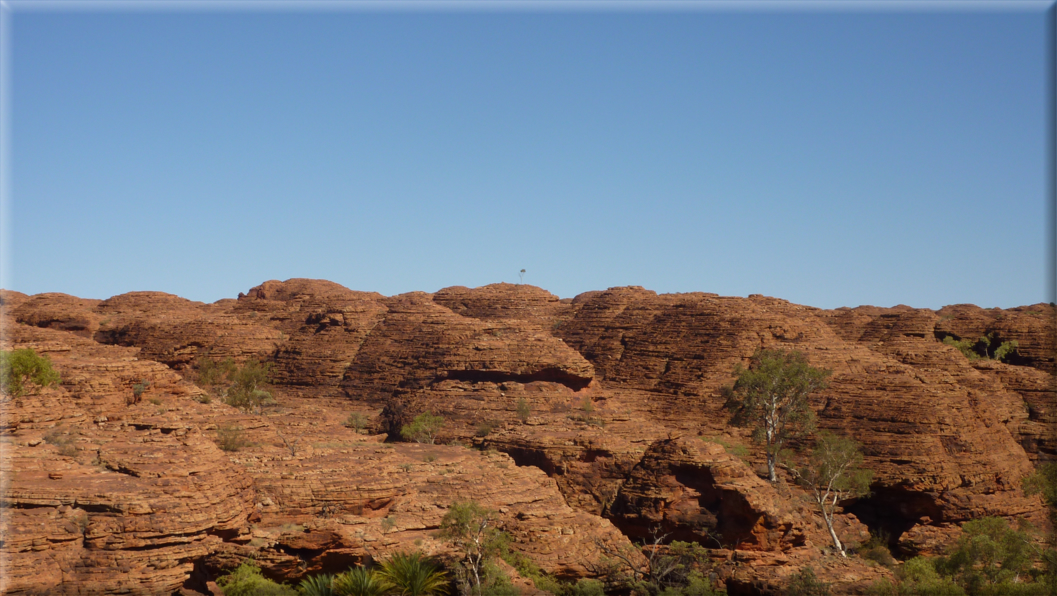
4,2,1052,309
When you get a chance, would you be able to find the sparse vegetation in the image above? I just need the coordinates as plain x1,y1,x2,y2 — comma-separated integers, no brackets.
475,422,496,437
196,354,275,413
516,398,531,422
792,431,872,557
197,353,236,386
382,515,397,534
132,379,150,403
224,358,275,414
785,567,830,596
723,349,830,482
942,333,1020,363
0,348,61,397
590,531,725,596
856,530,896,567
867,517,1054,595
943,336,981,360
700,435,749,458
345,411,370,434
216,424,251,452
439,501,506,596
401,411,445,444
44,428,79,458
216,560,297,596
994,340,1019,362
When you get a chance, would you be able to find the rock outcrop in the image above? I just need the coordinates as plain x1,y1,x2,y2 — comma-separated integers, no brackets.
4,280,1052,595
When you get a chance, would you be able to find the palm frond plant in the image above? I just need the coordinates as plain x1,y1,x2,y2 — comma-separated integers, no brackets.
377,552,449,596
333,566,391,596
298,573,336,596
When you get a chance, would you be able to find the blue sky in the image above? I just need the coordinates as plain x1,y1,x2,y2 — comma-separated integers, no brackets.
4,3,1052,309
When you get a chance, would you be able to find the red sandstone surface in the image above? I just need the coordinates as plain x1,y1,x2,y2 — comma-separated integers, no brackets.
1,280,1053,595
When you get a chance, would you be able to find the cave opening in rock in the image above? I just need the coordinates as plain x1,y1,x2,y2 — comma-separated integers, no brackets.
844,486,944,557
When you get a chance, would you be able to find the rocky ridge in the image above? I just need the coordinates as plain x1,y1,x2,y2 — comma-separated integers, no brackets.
2,280,1053,595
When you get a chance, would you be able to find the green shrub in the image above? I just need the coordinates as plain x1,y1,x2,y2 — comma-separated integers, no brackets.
938,517,1038,590
344,412,370,433
942,336,981,361
217,560,298,596
197,353,237,386
225,359,275,414
516,398,531,422
857,530,896,567
401,411,445,444
0,348,61,397
995,340,1019,362
476,422,496,437
216,424,251,452
44,428,79,458
132,379,150,401
568,579,604,596
786,567,830,596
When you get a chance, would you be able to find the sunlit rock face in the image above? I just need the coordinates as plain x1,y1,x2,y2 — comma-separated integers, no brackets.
4,280,1051,594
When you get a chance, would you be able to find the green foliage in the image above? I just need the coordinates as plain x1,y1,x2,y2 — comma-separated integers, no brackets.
995,340,1020,362
376,551,449,596
439,501,505,595
591,534,724,596
345,412,370,433
498,539,565,594
0,348,61,397
216,424,251,452
516,398,531,422
1024,462,1057,509
401,411,445,444
785,567,830,596
868,518,1055,596
580,398,594,414
333,567,391,596
700,436,748,458
937,517,1038,593
476,422,496,437
568,579,604,596
941,334,1019,363
722,349,830,482
299,573,336,596
942,336,981,361
476,561,520,596
197,353,236,386
856,530,896,567
225,358,275,414
132,378,150,400
217,560,298,596
795,431,872,556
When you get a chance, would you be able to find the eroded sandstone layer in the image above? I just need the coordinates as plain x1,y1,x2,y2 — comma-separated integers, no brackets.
2,280,1053,595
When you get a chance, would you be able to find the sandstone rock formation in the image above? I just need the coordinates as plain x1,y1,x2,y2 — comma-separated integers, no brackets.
3,279,1052,595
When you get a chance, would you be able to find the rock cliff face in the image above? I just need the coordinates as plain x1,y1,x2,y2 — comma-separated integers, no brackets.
3,280,1052,595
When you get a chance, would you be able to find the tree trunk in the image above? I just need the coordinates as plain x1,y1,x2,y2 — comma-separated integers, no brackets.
767,454,777,483
822,512,846,557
